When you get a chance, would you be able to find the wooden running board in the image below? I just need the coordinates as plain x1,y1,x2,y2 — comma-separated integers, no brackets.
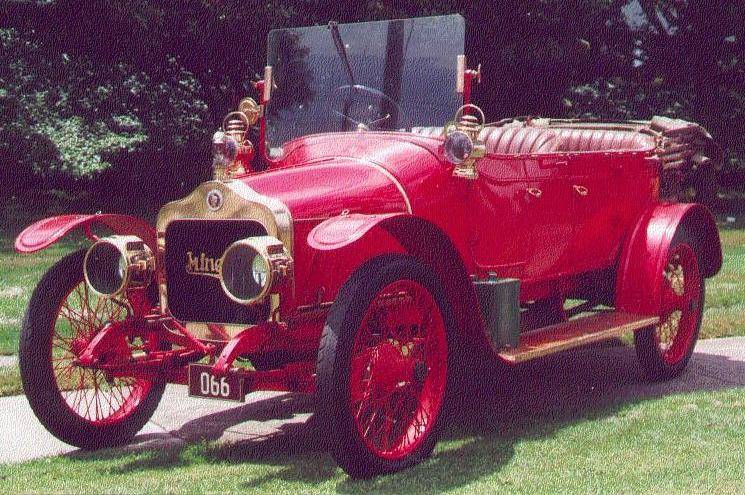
498,311,659,364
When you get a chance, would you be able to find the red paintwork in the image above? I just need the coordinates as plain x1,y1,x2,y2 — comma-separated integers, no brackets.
15,129,723,381
13,18,726,476
350,279,448,460
657,243,702,365
308,213,401,250
52,285,157,426
15,213,157,253
615,202,721,316
15,128,723,382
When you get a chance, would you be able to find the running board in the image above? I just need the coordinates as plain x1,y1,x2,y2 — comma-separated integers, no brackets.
498,311,659,364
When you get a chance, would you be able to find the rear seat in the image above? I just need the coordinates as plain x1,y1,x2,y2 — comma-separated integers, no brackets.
410,126,654,154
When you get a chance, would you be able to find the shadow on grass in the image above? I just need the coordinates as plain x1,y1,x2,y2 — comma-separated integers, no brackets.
64,341,745,493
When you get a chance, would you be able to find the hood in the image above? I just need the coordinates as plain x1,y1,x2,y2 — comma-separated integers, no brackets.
241,132,452,220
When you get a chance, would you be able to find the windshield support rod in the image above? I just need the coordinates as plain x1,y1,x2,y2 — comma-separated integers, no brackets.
328,21,356,87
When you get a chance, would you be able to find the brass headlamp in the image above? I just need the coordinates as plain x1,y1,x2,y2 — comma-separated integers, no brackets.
83,235,155,298
445,104,487,179
212,97,262,180
218,235,293,305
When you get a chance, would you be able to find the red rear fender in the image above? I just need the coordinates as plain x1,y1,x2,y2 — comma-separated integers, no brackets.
14,214,157,254
615,203,722,315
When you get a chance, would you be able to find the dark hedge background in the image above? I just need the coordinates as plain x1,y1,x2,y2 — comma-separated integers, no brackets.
1,0,742,214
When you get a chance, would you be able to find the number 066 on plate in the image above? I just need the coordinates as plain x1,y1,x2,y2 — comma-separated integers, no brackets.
188,364,244,402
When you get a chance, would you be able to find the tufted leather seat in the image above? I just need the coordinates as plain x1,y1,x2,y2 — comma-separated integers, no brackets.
551,128,653,152
478,126,561,154
410,125,654,154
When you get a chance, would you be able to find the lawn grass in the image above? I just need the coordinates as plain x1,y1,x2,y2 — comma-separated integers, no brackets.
700,224,745,339
0,236,85,355
0,214,742,492
1,387,744,494
0,365,22,396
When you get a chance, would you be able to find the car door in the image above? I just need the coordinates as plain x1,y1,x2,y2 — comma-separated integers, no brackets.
471,155,531,279
521,156,574,280
569,153,626,272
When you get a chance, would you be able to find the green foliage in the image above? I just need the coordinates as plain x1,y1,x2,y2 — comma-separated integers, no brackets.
0,23,210,194
0,0,742,202
0,29,148,181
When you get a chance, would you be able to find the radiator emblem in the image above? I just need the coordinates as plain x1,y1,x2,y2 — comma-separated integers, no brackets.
206,189,223,211
186,251,222,278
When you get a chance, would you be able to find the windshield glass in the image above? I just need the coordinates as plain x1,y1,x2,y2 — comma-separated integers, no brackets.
266,14,465,148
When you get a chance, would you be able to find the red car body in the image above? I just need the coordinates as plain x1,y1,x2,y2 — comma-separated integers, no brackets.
15,15,722,477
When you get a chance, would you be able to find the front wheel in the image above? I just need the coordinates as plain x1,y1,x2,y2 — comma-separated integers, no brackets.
635,233,705,381
19,250,166,449
316,256,453,478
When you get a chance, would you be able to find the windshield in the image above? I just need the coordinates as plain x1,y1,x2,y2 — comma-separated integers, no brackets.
266,14,465,148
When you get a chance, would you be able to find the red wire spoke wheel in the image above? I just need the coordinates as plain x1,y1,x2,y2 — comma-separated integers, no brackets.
635,232,705,381
317,256,454,478
349,279,448,460
20,250,166,449
654,243,702,365
52,283,153,425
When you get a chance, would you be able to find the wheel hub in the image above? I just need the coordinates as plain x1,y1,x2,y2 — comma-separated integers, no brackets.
413,361,428,383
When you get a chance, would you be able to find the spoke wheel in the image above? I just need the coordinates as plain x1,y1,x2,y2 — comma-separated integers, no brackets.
20,250,166,449
350,279,447,461
52,283,154,425
655,244,702,365
317,255,454,478
634,233,705,381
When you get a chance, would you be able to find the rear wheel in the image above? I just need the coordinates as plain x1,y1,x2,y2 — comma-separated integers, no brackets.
19,250,166,449
635,233,704,381
316,256,453,478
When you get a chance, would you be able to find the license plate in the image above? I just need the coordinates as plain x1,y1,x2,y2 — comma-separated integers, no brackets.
188,364,244,402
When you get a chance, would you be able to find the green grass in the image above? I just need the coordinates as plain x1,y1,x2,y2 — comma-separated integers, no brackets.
0,366,22,396
700,225,745,339
1,387,744,493
0,236,85,355
0,217,742,492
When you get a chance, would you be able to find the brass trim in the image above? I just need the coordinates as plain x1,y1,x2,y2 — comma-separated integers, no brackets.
83,235,154,298
237,98,262,126
218,235,293,306
222,111,250,144
156,180,293,313
450,104,487,180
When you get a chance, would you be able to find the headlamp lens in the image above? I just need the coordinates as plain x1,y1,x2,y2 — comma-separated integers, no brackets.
84,242,126,297
221,242,269,303
443,130,474,164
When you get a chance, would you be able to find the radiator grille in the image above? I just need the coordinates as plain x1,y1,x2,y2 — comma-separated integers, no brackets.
164,219,270,324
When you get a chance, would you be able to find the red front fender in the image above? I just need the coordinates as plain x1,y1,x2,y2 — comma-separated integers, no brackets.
307,213,401,250
15,214,157,254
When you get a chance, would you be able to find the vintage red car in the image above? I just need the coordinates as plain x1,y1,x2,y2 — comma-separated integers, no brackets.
15,15,722,477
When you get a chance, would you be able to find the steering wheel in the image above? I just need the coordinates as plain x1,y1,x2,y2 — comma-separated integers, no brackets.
331,84,407,131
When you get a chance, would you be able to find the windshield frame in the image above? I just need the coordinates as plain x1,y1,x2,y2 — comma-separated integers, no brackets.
265,14,465,151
